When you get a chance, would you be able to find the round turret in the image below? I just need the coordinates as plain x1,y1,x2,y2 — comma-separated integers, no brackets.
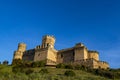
18,43,26,52
13,43,26,60
42,35,55,48
13,51,23,59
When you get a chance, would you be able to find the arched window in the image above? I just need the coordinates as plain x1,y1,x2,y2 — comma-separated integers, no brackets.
61,54,63,58
47,43,49,47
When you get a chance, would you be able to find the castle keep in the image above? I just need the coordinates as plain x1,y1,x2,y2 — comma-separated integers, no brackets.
13,35,109,69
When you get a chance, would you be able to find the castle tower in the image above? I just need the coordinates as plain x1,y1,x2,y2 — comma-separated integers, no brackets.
88,51,99,61
41,35,55,48
13,43,26,60
74,43,88,61
17,43,26,52
34,35,57,65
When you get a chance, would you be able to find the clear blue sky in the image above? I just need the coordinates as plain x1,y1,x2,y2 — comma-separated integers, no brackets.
0,0,120,68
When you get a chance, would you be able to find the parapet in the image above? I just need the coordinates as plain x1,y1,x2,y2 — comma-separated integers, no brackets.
36,45,41,49
75,43,84,47
75,43,87,50
88,50,99,61
17,42,26,52
88,50,99,54
42,35,55,40
18,43,26,47
99,61,109,64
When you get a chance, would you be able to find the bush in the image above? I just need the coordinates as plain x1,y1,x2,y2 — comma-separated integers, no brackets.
65,64,74,69
25,69,34,75
64,70,76,77
56,63,65,68
31,61,46,68
39,68,49,74
12,59,22,66
3,60,9,65
12,66,25,73
91,69,118,79
74,64,82,70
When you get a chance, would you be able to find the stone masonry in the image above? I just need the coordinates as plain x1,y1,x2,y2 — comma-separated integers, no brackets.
13,35,109,69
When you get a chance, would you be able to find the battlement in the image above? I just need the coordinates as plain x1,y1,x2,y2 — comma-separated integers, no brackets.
35,45,49,49
13,35,109,69
18,43,26,47
42,35,56,49
75,43,84,47
42,35,55,39
75,43,88,50
88,50,99,54
99,61,109,64
36,45,42,49
58,47,74,52
17,43,26,52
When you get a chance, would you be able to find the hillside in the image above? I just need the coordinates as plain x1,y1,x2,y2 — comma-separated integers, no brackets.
0,64,115,80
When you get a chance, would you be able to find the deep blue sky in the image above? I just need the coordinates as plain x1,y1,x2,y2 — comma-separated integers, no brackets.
0,0,120,68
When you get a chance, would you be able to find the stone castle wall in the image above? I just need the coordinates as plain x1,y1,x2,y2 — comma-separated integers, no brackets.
74,43,88,61
57,48,74,64
13,35,109,69
34,48,48,62
88,51,99,61
46,48,57,65
22,49,35,61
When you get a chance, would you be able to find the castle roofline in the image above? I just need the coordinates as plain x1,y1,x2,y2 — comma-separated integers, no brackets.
58,47,74,52
42,35,55,39
88,50,99,54
18,42,26,45
99,61,109,64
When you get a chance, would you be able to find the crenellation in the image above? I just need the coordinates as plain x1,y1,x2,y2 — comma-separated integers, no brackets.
88,50,99,54
42,35,55,40
13,35,109,69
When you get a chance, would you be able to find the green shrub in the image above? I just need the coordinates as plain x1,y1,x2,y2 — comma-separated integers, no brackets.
31,61,46,67
114,72,120,79
74,64,82,70
12,66,26,73
39,68,49,74
12,66,25,73
91,69,118,79
3,60,9,65
64,70,75,77
12,59,23,66
25,69,34,75
65,64,74,69
56,63,65,68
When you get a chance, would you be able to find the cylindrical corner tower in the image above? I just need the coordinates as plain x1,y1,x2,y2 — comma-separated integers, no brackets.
13,43,26,60
17,43,26,52
41,35,55,48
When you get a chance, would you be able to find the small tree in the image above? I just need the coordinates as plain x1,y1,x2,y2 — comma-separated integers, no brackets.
3,60,9,65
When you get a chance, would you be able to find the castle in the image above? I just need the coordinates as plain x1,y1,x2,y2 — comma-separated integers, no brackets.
13,35,109,69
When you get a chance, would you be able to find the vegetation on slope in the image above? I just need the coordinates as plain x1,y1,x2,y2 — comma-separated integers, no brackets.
0,65,112,80
0,59,119,80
